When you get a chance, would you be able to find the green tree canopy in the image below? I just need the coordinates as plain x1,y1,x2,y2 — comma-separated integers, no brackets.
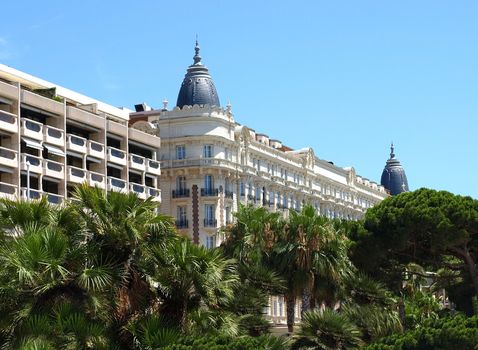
353,188,478,303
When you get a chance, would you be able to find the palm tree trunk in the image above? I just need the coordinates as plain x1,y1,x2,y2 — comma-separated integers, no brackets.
301,286,312,318
301,276,314,317
285,293,296,333
310,296,316,310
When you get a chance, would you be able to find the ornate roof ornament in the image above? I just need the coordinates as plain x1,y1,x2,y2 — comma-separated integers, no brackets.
176,40,220,108
380,143,409,195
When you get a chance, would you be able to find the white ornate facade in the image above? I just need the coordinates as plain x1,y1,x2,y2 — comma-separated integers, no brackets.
130,104,387,246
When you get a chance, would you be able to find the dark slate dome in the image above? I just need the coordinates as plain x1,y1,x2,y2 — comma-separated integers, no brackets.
381,144,409,195
176,41,220,108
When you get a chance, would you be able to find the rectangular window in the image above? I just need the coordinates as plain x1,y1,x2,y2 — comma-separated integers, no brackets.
225,206,231,224
225,178,230,192
176,176,186,191
206,235,216,249
205,204,215,220
204,204,215,227
177,206,187,221
204,175,214,190
224,147,230,161
176,206,187,228
203,144,213,158
176,145,186,160
255,187,261,200
240,182,245,196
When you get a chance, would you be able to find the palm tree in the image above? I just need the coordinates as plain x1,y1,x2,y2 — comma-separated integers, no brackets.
291,308,363,350
71,185,176,327
342,273,402,342
143,238,239,332
274,205,350,331
0,185,180,349
311,221,355,310
222,204,282,264
0,197,118,349
221,205,286,334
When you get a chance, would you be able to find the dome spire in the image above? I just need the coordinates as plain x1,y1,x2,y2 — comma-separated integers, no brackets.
381,143,409,195
176,40,221,108
193,36,202,65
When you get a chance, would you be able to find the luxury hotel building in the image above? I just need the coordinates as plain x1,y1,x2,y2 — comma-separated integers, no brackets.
0,42,408,326
0,64,161,204
130,42,389,248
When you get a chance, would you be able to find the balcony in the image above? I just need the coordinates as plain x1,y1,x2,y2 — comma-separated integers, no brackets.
107,119,127,136
46,193,64,205
0,147,18,168
107,176,126,192
172,189,190,198
20,188,42,200
67,134,87,154
224,190,234,199
0,182,17,200
88,140,104,159
146,159,161,175
21,90,64,116
0,80,19,100
176,220,189,229
129,154,146,171
107,147,126,166
67,166,86,184
201,188,219,197
43,160,64,179
21,118,43,141
204,218,217,227
21,154,42,174
88,171,105,189
19,188,64,205
276,203,288,210
147,187,161,202
0,110,17,133
43,125,64,147
129,183,147,199
66,106,105,129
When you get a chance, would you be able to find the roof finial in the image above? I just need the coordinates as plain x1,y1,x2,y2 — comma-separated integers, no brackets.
193,36,201,65
390,142,395,158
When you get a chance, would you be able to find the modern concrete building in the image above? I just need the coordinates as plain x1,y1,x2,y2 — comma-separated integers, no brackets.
130,42,388,248
0,64,161,204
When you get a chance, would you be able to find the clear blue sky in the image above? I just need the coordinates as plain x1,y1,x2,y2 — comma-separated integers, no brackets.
2,1,477,198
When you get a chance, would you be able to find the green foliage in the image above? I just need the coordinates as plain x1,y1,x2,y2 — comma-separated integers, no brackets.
364,315,478,350
291,309,363,350
352,188,478,311
161,334,290,350
6,187,477,349
403,291,441,329
0,187,240,349
127,315,181,349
